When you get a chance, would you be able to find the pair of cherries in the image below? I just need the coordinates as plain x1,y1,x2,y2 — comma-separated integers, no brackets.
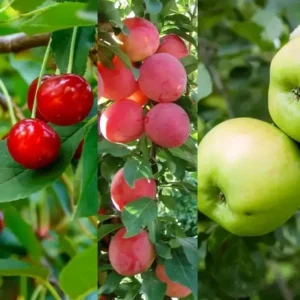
6,74,93,169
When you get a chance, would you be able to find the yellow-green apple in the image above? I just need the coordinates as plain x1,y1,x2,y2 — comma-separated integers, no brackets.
198,117,300,236
269,36,300,142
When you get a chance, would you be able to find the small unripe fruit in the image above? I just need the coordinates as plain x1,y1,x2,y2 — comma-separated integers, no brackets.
156,34,188,59
98,57,138,101
145,103,190,148
111,168,156,211
109,228,156,276
156,264,192,298
100,99,144,144
117,17,160,62
138,53,187,103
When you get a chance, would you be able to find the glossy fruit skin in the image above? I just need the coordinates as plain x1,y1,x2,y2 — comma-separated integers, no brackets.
145,103,190,148
156,34,188,59
117,17,160,62
108,228,156,276
100,99,144,144
98,71,104,99
7,119,61,169
37,74,93,126
73,140,84,160
198,118,300,236
111,168,156,211
27,74,54,121
155,264,192,298
138,53,187,103
97,57,138,101
269,37,300,142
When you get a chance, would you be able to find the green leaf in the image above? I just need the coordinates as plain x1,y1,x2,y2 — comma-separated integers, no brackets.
160,195,176,210
60,243,97,300
123,158,152,188
99,271,123,294
121,198,158,237
180,55,198,74
12,0,45,12
3,205,42,262
9,54,41,85
124,283,141,300
0,259,49,281
155,243,172,259
0,123,84,202
177,237,198,266
58,235,77,258
98,224,123,241
162,28,197,47
141,271,166,300
21,2,96,35
98,0,124,29
207,227,263,298
168,145,197,166
165,248,197,298
51,26,95,76
197,63,212,101
98,139,131,157
74,122,98,218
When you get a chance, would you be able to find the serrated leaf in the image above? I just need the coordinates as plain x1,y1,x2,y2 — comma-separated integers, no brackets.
121,198,158,237
141,271,166,300
98,139,131,157
98,224,123,241
165,248,197,297
177,237,198,266
123,158,152,188
59,244,97,300
51,26,95,76
99,271,123,294
0,123,84,202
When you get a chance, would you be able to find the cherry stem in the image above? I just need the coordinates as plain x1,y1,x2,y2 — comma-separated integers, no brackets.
31,38,52,119
43,281,61,300
0,78,17,125
67,26,78,74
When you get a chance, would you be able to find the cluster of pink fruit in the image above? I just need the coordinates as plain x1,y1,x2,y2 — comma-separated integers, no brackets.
98,17,192,299
98,17,191,148
4,74,92,169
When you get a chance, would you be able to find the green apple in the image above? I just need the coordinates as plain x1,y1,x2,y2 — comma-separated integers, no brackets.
269,36,300,142
198,117,300,236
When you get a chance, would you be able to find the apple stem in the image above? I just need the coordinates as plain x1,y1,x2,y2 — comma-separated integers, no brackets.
67,26,78,74
31,39,52,119
218,192,225,202
0,79,17,126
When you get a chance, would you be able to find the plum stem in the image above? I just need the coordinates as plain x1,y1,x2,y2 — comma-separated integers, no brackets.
31,39,52,119
0,79,17,125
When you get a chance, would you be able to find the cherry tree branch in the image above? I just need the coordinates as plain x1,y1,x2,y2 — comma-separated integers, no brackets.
0,33,50,53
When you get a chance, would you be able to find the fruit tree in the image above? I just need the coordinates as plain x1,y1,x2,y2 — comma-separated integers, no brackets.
0,1,98,299
198,1,300,299
98,0,198,299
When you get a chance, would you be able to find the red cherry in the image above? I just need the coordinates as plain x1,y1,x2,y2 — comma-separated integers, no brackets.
7,119,61,169
0,211,4,233
27,74,54,121
37,74,94,126
73,140,84,159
